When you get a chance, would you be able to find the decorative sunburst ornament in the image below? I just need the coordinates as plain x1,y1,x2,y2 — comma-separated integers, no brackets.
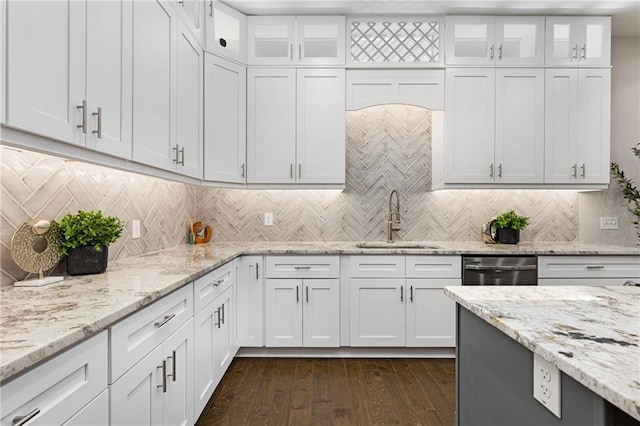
11,219,64,287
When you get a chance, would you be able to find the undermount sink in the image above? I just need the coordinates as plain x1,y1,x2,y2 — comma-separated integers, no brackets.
355,242,441,250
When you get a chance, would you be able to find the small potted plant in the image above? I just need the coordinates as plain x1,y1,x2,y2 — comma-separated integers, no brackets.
58,210,124,275
493,210,530,244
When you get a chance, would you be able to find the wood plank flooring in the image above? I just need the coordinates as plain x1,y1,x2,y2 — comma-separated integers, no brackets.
196,358,455,426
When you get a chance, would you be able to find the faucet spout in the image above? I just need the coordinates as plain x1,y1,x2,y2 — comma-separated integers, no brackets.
387,190,401,243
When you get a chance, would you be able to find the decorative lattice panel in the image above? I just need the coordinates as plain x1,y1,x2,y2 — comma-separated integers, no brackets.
350,19,441,64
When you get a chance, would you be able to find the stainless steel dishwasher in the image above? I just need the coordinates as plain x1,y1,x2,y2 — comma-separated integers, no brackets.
462,256,537,286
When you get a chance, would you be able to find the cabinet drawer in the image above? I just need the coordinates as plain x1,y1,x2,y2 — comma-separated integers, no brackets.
1,332,108,426
538,256,640,279
266,256,339,278
194,262,234,313
349,255,405,278
406,256,462,278
110,284,193,383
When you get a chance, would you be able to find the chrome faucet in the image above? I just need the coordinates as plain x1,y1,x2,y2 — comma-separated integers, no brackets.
387,190,401,243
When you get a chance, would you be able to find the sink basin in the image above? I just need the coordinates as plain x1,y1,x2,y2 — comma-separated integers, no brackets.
355,242,441,250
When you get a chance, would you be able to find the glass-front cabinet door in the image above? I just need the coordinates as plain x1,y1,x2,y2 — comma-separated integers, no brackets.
495,16,544,65
446,16,495,65
248,16,296,65
296,16,345,65
545,17,611,66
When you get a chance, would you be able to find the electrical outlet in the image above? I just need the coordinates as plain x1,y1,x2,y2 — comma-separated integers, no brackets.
264,212,274,226
533,353,561,418
132,220,141,239
600,217,619,230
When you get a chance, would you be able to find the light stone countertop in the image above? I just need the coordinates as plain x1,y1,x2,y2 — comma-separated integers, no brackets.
1,240,639,385
444,285,640,421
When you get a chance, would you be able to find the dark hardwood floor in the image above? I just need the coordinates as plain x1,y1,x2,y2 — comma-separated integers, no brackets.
196,358,455,426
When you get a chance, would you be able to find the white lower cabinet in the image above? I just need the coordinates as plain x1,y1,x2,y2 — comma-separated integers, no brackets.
236,256,264,347
350,255,461,347
0,332,108,426
111,318,194,426
538,256,640,286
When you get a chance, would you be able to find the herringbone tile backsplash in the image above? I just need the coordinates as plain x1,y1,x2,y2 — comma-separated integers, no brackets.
1,105,579,286
1,147,196,286
197,105,579,243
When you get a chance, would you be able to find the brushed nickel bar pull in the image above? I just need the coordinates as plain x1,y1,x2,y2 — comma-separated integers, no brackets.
157,360,167,392
294,266,311,270
241,163,245,178
290,163,293,178
498,163,502,178
580,45,586,60
173,144,179,163
489,163,494,178
77,100,87,133
221,303,225,325
92,107,102,139
306,286,309,303
209,1,213,17
167,350,176,382
256,262,259,279
571,44,578,60
298,163,301,178
12,409,40,426
296,285,299,302
179,147,185,166
580,163,585,178
298,44,302,60
290,44,293,60
410,285,413,303
400,285,403,302
571,164,577,177
214,308,220,328
498,44,503,60
586,265,605,269
213,277,225,287
489,44,494,60
154,313,176,328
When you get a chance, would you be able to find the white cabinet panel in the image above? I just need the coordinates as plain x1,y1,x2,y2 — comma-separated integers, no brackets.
446,16,495,65
302,279,340,347
349,255,405,278
538,256,640,280
62,390,109,426
265,279,303,347
545,17,611,66
495,16,544,65
296,69,346,184
194,295,220,417
444,68,496,183
204,54,247,183
266,255,340,279
194,262,234,313
162,319,195,426
174,0,204,42
296,16,346,66
406,256,462,279
205,1,247,63
247,68,297,183
175,21,203,178
248,16,296,65
237,256,264,347
132,0,176,171
349,278,406,346
6,1,86,145
494,68,545,183
406,279,459,347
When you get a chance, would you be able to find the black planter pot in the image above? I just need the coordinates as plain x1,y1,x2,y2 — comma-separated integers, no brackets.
67,246,108,275
496,228,520,244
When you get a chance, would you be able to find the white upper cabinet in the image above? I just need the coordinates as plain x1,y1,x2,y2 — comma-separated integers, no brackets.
205,1,247,63
545,17,611,66
545,68,610,184
173,0,204,42
6,0,132,159
204,54,247,183
445,67,544,184
248,16,345,65
446,16,544,66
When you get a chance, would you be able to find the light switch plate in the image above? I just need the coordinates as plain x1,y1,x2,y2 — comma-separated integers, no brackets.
533,353,561,418
600,217,618,230
264,212,273,226
132,220,141,239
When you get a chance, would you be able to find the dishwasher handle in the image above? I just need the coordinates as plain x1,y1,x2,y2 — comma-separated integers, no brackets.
465,264,537,271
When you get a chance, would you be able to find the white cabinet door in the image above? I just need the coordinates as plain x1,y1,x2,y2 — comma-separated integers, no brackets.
302,279,340,347
445,16,495,65
545,69,610,184
174,0,204,41
444,68,496,183
247,68,297,183
132,0,176,171
577,69,610,184
545,68,579,184
205,1,247,63
296,16,346,66
63,390,109,426
85,0,133,159
247,16,296,65
162,319,194,426
265,279,303,347
546,17,611,66
349,278,405,347
495,16,544,66
204,54,247,183
6,0,86,145
175,20,203,178
111,346,164,426
406,279,459,347
236,256,264,347
296,69,346,184
494,68,544,184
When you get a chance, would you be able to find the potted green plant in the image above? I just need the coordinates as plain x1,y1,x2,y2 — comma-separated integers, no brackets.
58,210,124,275
611,143,640,244
493,210,530,244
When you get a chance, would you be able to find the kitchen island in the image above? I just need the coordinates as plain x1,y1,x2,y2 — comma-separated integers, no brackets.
445,285,640,425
